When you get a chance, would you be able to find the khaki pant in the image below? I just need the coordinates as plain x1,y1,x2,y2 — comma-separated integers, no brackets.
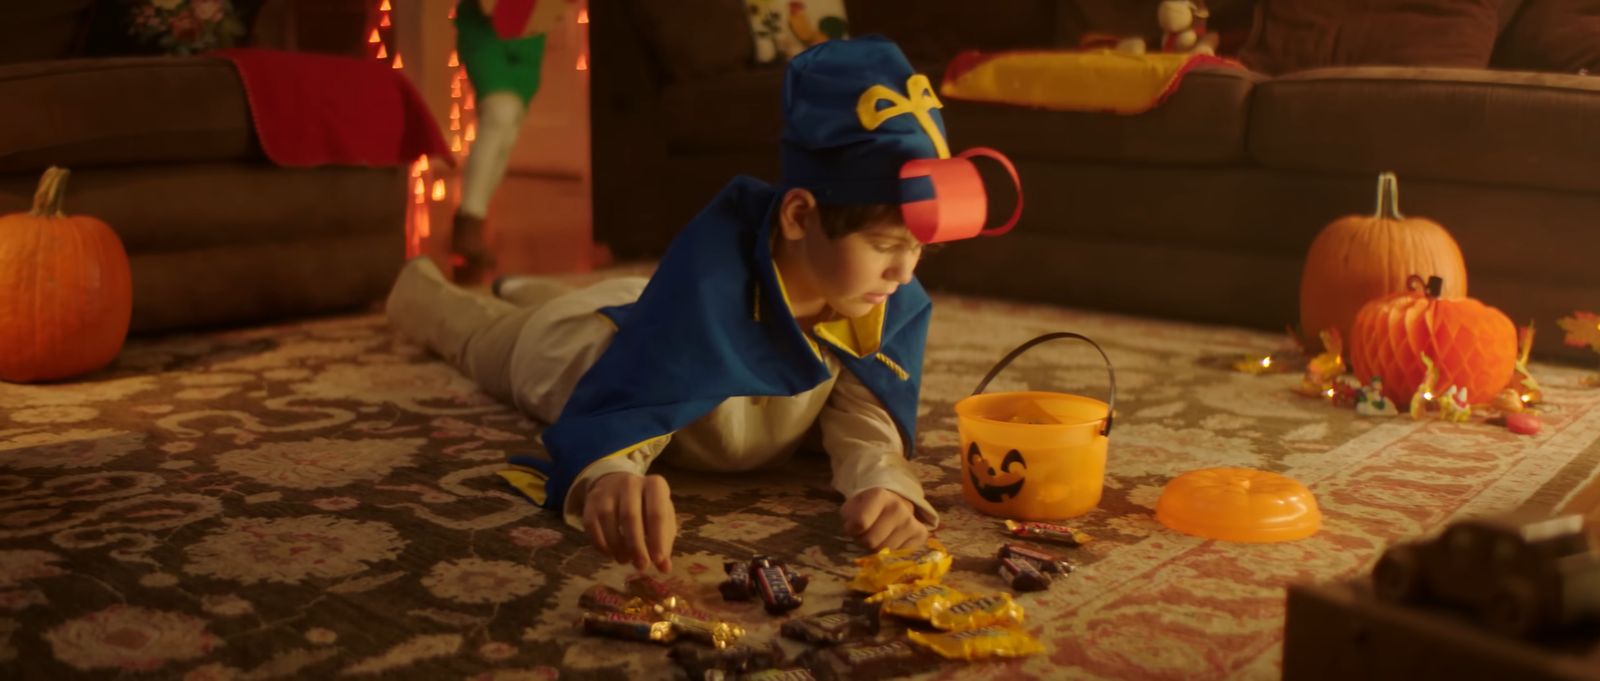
384,257,645,422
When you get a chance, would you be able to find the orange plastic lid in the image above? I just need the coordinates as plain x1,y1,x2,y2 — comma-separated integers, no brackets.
1155,468,1321,543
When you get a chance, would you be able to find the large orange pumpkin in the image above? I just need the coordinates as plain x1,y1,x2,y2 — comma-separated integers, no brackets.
0,167,132,383
1299,172,1468,353
1349,275,1516,407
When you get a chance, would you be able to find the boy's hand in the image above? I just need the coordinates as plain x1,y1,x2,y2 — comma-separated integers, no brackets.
583,472,676,572
841,487,928,551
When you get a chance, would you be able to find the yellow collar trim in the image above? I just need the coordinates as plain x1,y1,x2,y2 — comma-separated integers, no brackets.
760,253,887,361
769,259,823,360
813,302,884,359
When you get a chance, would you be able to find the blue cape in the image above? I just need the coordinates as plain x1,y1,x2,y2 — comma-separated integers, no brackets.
504,176,930,510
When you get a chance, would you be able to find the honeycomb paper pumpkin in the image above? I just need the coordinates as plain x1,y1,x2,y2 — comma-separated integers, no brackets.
1349,275,1517,407
1299,172,1468,353
0,167,132,383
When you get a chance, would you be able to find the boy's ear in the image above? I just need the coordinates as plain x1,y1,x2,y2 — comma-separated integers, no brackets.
778,188,819,241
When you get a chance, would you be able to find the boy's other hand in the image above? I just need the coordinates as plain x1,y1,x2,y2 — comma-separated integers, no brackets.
583,472,676,573
841,487,928,551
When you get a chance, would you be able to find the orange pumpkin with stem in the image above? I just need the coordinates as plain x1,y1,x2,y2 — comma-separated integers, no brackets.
1299,172,1468,353
0,167,132,383
1349,275,1516,407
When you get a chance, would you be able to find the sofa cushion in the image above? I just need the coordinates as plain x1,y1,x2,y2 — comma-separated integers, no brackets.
944,66,1263,166
0,1,93,65
1249,66,1600,194
0,164,407,254
1239,0,1506,75
630,0,753,81
1494,0,1600,74
0,57,256,172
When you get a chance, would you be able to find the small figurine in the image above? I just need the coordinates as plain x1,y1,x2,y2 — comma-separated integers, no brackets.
1409,353,1440,420
1439,386,1471,423
1296,329,1345,397
1510,324,1543,405
1157,0,1219,55
1330,376,1362,408
1492,388,1525,414
1355,376,1397,416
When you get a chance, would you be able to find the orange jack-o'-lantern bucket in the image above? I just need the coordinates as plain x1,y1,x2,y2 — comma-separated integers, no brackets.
955,333,1116,521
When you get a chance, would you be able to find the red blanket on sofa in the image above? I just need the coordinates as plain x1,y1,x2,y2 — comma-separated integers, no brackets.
215,48,453,168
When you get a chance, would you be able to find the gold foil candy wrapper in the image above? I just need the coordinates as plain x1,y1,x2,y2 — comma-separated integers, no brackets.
927,592,1025,631
907,625,1044,660
847,538,952,593
865,583,963,622
664,612,745,650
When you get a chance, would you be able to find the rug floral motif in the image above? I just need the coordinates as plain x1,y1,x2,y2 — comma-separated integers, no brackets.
4,290,1599,679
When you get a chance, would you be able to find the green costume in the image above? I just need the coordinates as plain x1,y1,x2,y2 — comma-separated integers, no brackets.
455,0,547,105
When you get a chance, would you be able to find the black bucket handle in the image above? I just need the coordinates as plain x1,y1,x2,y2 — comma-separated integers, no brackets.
970,332,1117,437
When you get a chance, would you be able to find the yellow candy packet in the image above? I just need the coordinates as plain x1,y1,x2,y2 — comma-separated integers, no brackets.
907,625,1045,660
847,538,953,593
927,592,1025,631
866,583,964,621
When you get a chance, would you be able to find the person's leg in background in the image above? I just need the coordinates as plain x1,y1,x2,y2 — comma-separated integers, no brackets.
452,0,547,283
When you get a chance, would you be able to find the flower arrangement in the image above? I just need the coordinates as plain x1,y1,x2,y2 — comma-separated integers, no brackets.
126,0,246,55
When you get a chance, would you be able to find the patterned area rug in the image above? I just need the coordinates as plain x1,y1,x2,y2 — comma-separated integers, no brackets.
4,289,1600,680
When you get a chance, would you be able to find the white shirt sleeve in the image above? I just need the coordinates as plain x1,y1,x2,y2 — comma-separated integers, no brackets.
821,369,940,530
560,436,671,531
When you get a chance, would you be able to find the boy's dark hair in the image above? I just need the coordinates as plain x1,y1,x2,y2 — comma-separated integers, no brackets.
816,203,900,239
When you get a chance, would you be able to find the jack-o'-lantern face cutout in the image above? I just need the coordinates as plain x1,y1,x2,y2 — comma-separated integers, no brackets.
967,442,1027,503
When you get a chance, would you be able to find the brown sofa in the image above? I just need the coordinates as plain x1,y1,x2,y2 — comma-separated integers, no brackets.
0,1,407,334
591,0,1600,361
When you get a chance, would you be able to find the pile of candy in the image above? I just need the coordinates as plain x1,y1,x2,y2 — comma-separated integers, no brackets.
576,576,747,649
575,522,1091,679
720,555,810,614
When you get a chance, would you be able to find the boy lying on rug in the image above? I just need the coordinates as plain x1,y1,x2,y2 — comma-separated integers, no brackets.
387,37,1022,573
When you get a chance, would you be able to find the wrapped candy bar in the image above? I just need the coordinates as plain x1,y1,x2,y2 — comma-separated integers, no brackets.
670,641,787,680
663,611,746,649
780,608,879,645
580,584,648,614
1004,519,1092,547
625,574,678,602
998,556,1050,592
721,560,754,601
722,558,807,602
997,543,1076,575
927,592,1025,631
578,610,677,645
847,538,952,593
907,626,1045,660
751,556,803,614
800,637,941,681
865,583,963,622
